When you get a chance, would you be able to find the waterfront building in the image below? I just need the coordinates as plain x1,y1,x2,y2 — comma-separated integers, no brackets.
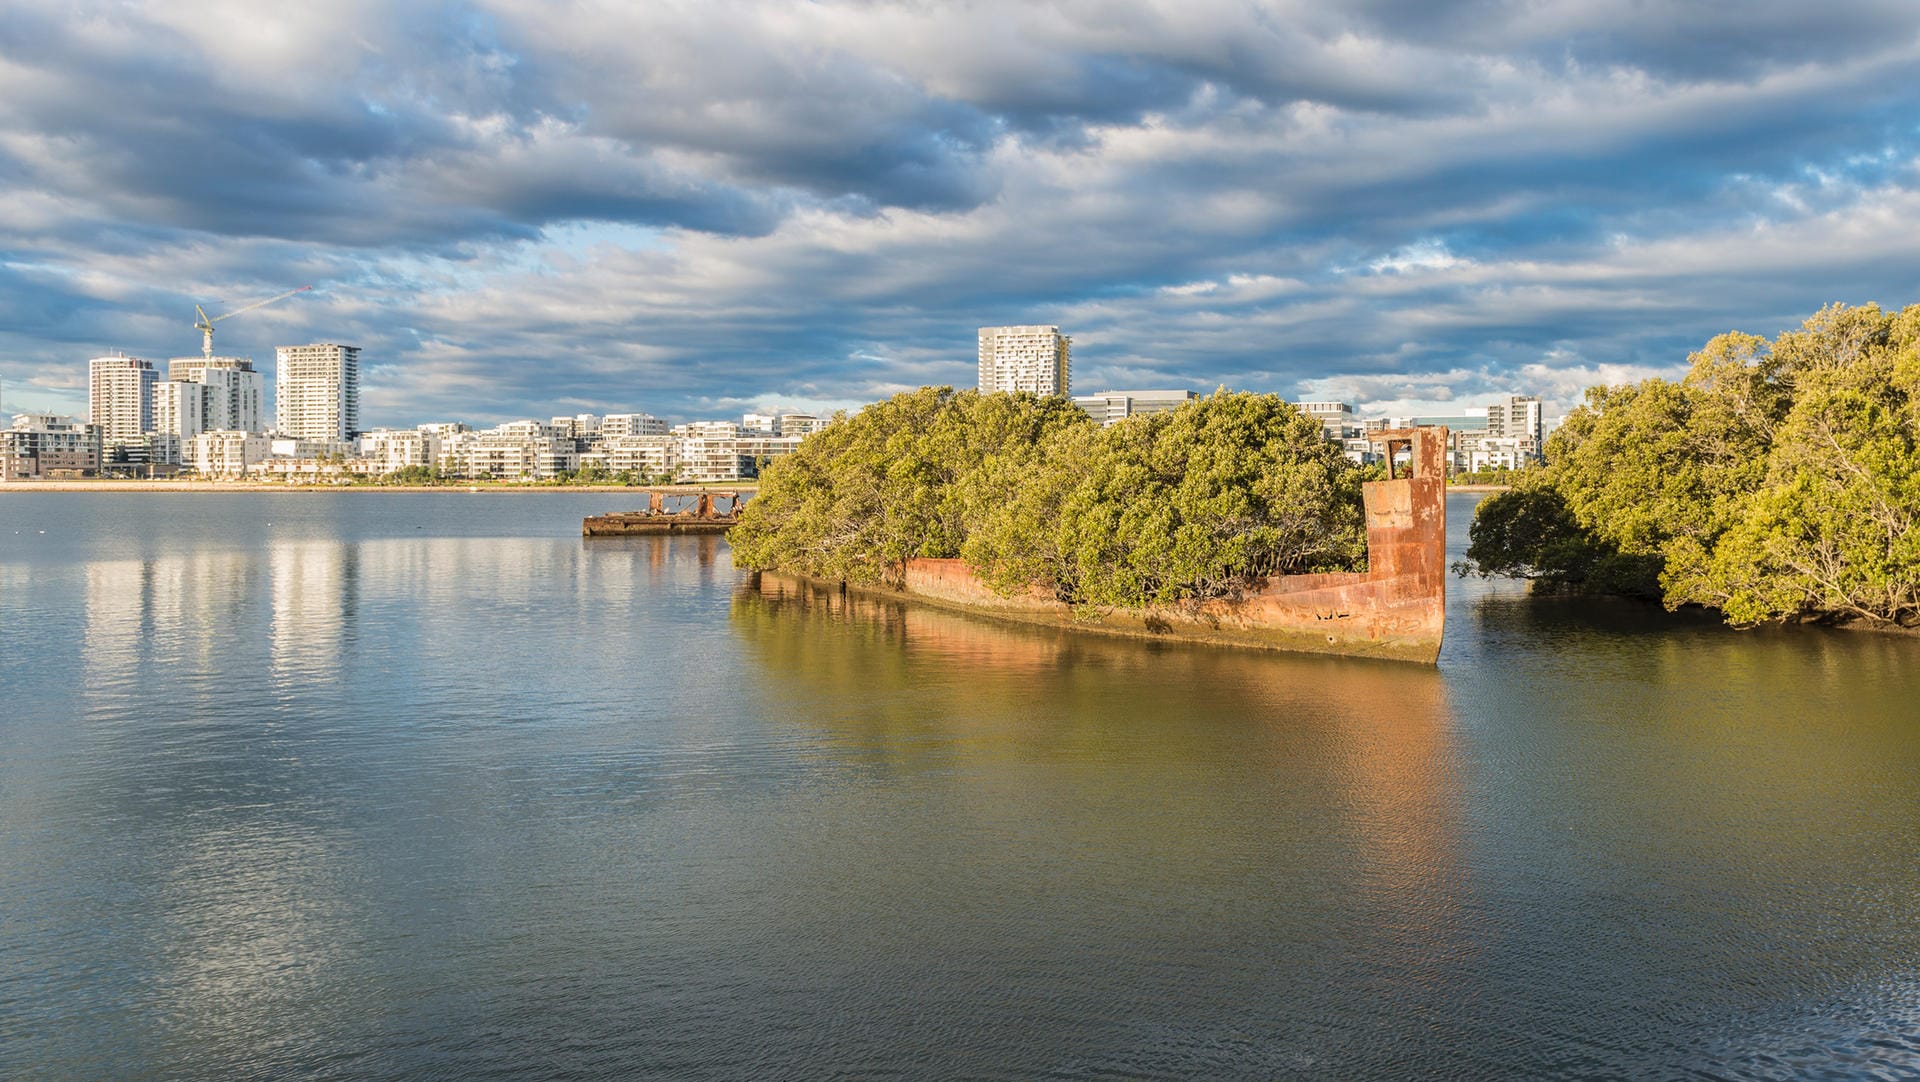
978,325,1070,396
602,435,678,479
269,436,349,460
360,429,441,473
189,430,272,477
2,414,102,479
675,435,755,483
274,343,360,441
438,426,578,481
168,357,266,433
1072,389,1198,426
88,354,157,442
742,412,778,434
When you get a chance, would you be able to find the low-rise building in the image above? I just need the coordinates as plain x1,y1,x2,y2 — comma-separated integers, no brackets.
602,413,668,438
1073,389,1198,426
2,414,103,478
777,413,829,438
360,429,441,473
190,430,272,477
602,435,678,478
1297,400,1357,439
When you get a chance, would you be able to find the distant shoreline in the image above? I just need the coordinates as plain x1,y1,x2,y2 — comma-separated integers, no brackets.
0,480,758,494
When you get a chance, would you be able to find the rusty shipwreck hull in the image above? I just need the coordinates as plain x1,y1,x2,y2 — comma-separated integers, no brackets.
584,490,746,536
755,426,1450,665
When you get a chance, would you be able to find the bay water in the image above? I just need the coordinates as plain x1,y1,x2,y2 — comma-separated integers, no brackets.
2,492,1917,1078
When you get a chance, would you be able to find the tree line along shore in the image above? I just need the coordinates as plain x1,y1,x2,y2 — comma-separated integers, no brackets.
1458,300,1920,630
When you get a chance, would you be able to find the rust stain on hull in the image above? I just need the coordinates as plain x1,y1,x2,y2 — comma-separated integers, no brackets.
755,427,1450,664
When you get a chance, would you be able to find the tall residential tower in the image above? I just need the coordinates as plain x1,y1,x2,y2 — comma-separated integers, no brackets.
274,343,360,441
169,357,266,433
87,354,157,442
978,325,1070,396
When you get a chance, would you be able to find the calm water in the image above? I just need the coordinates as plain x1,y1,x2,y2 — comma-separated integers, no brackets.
2,492,1917,1079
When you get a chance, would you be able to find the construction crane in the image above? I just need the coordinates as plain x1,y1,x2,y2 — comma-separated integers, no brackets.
194,285,313,358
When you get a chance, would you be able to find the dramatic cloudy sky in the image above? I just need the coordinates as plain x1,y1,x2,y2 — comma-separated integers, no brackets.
3,0,1919,426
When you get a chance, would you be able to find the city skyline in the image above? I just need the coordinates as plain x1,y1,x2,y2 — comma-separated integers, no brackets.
2,4,1918,427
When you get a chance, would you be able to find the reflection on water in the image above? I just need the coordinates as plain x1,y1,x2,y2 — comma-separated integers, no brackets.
1,492,1918,1078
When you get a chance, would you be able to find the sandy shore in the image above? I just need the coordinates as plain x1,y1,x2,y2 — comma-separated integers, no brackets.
0,480,757,494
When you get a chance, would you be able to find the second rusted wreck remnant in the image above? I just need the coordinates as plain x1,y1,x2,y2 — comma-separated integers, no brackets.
757,426,1450,663
584,490,748,536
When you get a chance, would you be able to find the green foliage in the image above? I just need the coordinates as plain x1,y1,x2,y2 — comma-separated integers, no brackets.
963,390,1368,605
1460,301,1920,627
1450,467,1531,486
730,388,1373,605
1459,481,1662,598
728,388,1092,583
383,464,442,484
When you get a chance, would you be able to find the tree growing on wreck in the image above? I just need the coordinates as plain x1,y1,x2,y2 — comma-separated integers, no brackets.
730,387,1374,607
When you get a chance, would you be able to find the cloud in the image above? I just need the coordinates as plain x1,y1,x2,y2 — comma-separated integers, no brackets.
1,0,1919,424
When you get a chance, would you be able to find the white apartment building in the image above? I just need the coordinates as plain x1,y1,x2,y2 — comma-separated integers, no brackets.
439,429,578,480
360,429,441,473
674,420,741,439
602,413,668,438
601,435,678,478
275,343,360,441
676,437,755,483
777,413,828,437
151,380,217,458
190,430,272,477
88,354,157,442
169,357,266,433
1463,435,1529,472
1073,389,1198,426
270,436,350,460
978,325,1070,396
1485,395,1545,460
742,411,829,437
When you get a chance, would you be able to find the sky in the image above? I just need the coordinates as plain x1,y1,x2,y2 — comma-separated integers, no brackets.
2,0,1919,427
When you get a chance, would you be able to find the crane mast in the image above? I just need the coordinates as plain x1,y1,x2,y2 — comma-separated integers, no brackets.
195,285,314,358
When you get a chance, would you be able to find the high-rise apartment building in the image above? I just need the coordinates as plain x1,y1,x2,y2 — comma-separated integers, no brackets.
88,354,157,441
169,357,266,433
151,379,218,455
1484,395,1544,460
275,343,360,441
978,325,1070,396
